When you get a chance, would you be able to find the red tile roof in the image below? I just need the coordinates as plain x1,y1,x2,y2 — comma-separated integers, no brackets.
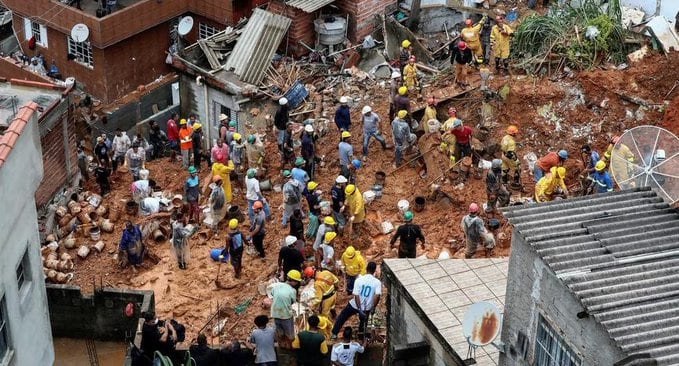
0,102,39,168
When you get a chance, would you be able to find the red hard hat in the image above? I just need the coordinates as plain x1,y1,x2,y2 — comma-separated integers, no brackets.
465,19,473,26
469,203,480,213
303,267,315,278
253,200,263,209
458,41,467,50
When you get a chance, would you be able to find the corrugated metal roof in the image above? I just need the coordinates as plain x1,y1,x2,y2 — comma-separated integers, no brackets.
286,0,335,13
503,187,679,365
224,9,291,85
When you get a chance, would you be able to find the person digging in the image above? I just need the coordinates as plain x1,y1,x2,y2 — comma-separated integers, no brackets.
461,203,496,258
224,219,245,279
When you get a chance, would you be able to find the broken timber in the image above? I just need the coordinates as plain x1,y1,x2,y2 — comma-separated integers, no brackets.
411,76,480,113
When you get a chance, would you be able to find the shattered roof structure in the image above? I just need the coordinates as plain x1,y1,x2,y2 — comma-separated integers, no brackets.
225,8,291,85
503,187,679,364
286,0,335,13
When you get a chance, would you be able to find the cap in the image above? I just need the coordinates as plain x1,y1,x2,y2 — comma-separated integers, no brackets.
179,119,187,125
345,184,356,195
282,170,291,177
324,231,337,243
340,96,348,104
285,235,297,246
335,175,348,184
279,97,288,106
362,106,372,114
287,270,302,282
491,159,502,169
402,39,411,48
341,131,351,139
304,124,314,133
247,168,256,178
247,134,256,144
453,119,462,128
558,150,569,159
345,246,356,258
307,181,318,190
398,110,408,119
507,125,518,135
229,219,239,229
324,216,336,226
295,156,305,166
219,113,228,121
229,120,237,128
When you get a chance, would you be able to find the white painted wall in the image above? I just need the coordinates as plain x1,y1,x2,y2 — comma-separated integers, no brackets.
0,109,54,366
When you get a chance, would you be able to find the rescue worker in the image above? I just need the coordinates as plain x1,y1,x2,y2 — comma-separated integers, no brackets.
171,211,194,270
318,232,337,272
178,119,193,169
279,236,304,281
445,119,476,178
185,166,201,223
601,135,619,167
211,157,235,203
301,124,317,179
271,270,300,347
230,133,245,168
245,134,266,172
314,216,337,262
125,141,146,181
208,175,226,234
282,170,303,227
403,56,419,93
218,113,229,142
340,246,366,295
225,120,237,146
249,200,267,258
535,166,568,202
501,125,521,185
591,161,614,194
292,157,310,186
392,110,416,168
306,267,339,319
535,150,568,182
399,40,413,75
246,168,271,223
225,219,245,278
274,97,289,156
335,96,351,131
211,138,230,165
461,203,495,258
338,131,354,178
393,86,411,118
361,106,387,160
610,138,636,189
486,159,511,216
192,123,204,170
389,71,402,121
389,211,426,258
490,15,514,75
292,315,329,365
461,16,487,64
581,144,600,175
343,184,365,236
305,181,322,238
331,176,348,227
112,128,131,172
440,107,461,132
450,41,473,88
421,97,439,133
345,159,361,185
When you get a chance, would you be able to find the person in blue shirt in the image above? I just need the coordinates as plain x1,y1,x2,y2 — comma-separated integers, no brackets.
581,144,600,175
335,96,351,131
291,157,310,186
119,221,144,267
591,161,614,193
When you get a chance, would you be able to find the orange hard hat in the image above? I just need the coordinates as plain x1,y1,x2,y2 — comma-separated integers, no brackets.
469,203,479,213
253,200,263,209
507,125,518,135
465,19,473,26
303,267,315,278
458,41,467,50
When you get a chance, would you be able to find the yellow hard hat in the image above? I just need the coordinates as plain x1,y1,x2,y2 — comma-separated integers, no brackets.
398,110,408,119
595,161,606,172
345,246,356,258
233,133,242,141
287,270,302,282
228,219,239,229
402,39,411,48
341,131,351,139
398,86,408,96
345,184,356,195
307,181,318,190
556,167,566,179
323,216,336,225
324,231,337,243
193,122,202,129
604,151,611,159
179,118,187,125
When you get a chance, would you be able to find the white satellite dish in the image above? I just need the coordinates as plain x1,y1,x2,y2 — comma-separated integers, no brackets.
70,24,89,43
462,301,502,347
177,16,194,36
610,125,679,203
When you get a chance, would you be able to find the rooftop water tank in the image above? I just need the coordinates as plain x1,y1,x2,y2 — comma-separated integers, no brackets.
314,16,347,46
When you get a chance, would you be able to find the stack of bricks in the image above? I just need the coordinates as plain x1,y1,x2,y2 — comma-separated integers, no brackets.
336,0,397,43
267,0,316,57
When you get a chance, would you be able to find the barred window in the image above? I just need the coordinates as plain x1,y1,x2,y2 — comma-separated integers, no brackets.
68,36,93,68
535,315,581,366
198,23,219,39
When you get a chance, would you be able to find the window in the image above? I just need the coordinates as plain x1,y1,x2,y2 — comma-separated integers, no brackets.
23,19,48,48
198,22,219,39
16,250,30,291
535,316,581,366
68,36,94,68
0,295,9,362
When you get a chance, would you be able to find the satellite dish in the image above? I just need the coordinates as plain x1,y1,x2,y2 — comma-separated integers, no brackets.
610,125,679,203
70,24,89,43
177,16,194,37
462,302,502,347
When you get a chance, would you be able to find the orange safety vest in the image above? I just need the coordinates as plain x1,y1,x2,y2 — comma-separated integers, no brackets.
179,127,193,151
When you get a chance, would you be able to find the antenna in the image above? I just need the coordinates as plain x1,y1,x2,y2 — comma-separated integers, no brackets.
461,302,503,360
610,125,679,203
70,24,90,43
177,16,194,37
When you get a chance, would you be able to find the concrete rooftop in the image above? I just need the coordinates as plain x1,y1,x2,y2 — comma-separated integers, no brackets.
0,81,61,129
384,258,508,366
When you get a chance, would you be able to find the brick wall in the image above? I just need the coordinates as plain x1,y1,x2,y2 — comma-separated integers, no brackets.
0,57,55,83
267,0,314,57
335,0,396,42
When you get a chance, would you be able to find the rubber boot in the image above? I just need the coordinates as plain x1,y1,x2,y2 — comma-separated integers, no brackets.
503,59,510,75
502,169,510,184
494,58,501,74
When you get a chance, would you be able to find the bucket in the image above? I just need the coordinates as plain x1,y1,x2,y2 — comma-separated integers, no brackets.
375,171,386,186
397,199,409,214
227,205,245,222
414,196,426,212
259,179,273,191
372,185,383,198
153,229,166,242
363,191,376,204
89,227,101,241
125,200,139,215
171,195,183,208
488,218,501,231
210,249,229,262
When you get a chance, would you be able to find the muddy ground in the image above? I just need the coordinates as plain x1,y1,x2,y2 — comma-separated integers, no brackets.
59,51,679,345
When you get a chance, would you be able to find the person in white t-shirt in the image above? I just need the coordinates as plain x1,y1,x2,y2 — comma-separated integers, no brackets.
331,261,381,339
331,327,366,366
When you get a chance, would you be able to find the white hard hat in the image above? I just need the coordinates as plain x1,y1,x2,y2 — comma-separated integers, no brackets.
335,175,348,184
139,169,150,180
285,235,297,246
304,124,314,133
219,113,228,121
279,97,288,106
340,96,348,104
391,71,401,79
362,106,372,114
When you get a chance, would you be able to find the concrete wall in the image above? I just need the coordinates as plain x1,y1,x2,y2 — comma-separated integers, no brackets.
500,233,627,365
418,7,464,34
0,106,54,365
383,275,465,366
46,285,154,341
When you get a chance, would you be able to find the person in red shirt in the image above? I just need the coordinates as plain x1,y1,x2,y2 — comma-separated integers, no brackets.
535,149,568,182
166,112,180,151
445,119,477,179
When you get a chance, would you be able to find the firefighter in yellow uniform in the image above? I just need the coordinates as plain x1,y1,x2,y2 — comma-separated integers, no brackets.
610,138,636,189
501,125,521,185
403,56,419,93
461,16,487,64
308,267,339,318
535,166,568,202
209,159,235,203
490,15,514,74
421,97,439,133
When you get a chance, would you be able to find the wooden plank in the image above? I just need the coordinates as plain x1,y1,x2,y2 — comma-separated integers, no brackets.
411,75,481,113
